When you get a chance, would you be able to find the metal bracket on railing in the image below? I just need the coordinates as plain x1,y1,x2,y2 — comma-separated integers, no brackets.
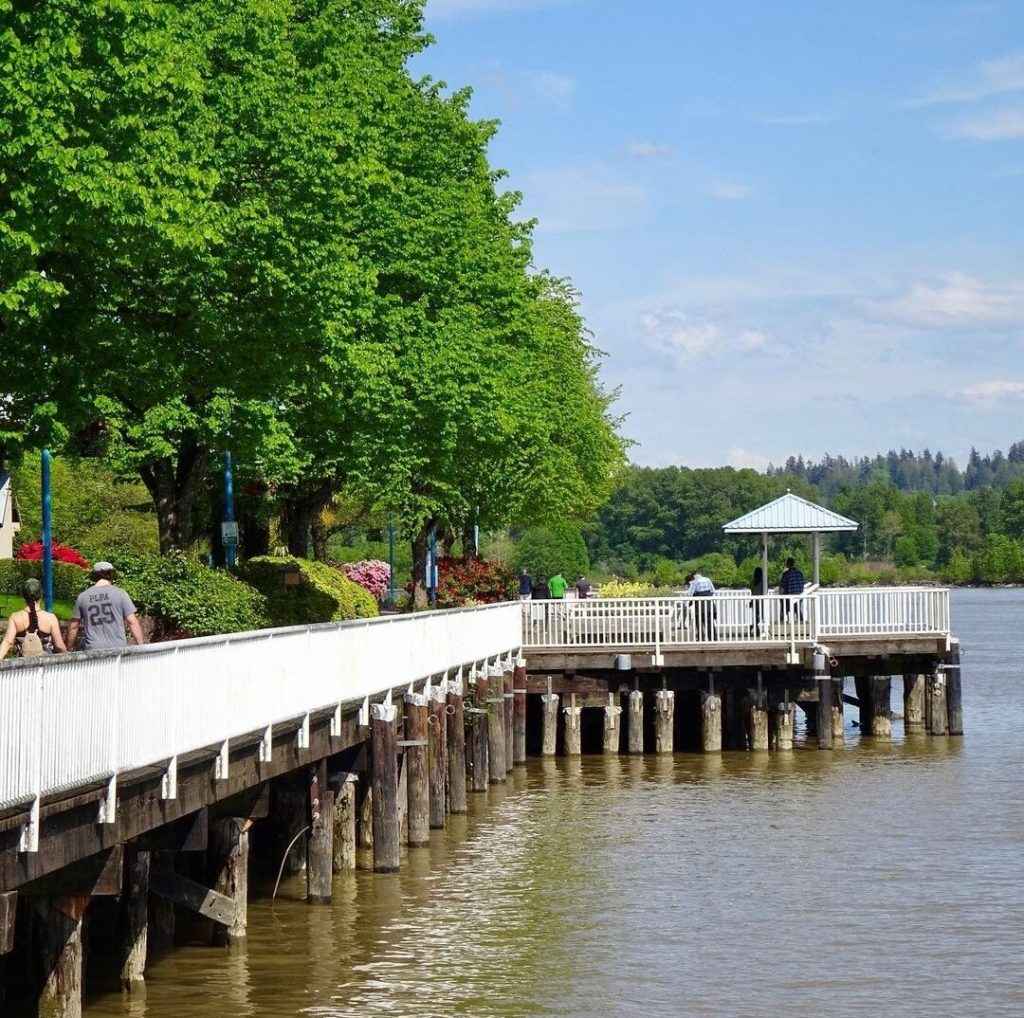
98,773,117,824
161,756,177,800
330,703,342,738
297,712,310,750
259,725,273,763
19,796,40,854
215,740,230,781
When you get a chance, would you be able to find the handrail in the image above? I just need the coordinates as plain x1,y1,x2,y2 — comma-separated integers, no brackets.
0,602,523,851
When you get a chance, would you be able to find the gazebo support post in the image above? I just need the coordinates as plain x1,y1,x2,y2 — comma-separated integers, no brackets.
813,533,821,586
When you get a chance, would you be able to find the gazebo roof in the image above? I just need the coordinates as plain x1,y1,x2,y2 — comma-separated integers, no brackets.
723,492,858,534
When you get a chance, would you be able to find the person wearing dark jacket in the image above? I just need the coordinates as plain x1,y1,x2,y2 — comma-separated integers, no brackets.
518,568,533,601
533,574,551,600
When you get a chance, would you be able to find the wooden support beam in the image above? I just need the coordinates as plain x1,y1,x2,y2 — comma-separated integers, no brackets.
503,668,515,773
654,690,674,754
428,686,448,826
870,677,892,738
117,847,149,992
563,694,582,757
370,703,400,873
149,865,236,927
136,808,208,853
816,677,834,750
830,678,845,745
0,890,15,955
447,682,468,812
469,674,489,793
512,662,528,765
306,761,333,905
700,689,721,753
928,673,949,737
19,846,124,899
749,701,769,752
404,694,429,847
541,693,559,757
904,674,926,732
627,690,644,755
773,702,795,751
147,852,175,952
947,643,963,736
209,817,248,943
332,777,357,872
487,673,506,782
33,895,89,1018
603,693,622,754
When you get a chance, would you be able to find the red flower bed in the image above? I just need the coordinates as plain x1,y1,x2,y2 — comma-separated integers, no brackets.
436,556,517,607
16,541,90,569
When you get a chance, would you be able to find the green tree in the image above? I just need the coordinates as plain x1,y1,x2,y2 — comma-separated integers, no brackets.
513,526,589,580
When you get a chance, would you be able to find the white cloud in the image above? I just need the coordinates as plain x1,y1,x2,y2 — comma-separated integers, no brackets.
622,140,675,158
907,48,1024,106
950,380,1024,406
641,311,719,362
704,179,751,201
866,272,1024,328
522,164,647,232
726,447,772,470
947,106,1024,140
738,330,767,350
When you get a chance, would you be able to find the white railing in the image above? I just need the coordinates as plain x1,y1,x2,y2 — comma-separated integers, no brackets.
0,602,523,848
522,587,950,650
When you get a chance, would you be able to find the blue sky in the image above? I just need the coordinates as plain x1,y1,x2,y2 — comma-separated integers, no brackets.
417,1,1024,470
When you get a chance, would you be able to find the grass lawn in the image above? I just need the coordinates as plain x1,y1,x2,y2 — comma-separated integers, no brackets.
0,594,75,622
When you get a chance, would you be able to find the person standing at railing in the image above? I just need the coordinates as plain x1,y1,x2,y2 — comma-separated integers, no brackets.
549,572,568,599
575,574,592,600
518,568,534,601
533,573,551,600
66,561,145,651
750,566,766,636
685,570,716,640
0,578,68,658
779,557,806,621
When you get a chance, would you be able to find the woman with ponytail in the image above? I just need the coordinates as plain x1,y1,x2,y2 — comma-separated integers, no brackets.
1,578,68,658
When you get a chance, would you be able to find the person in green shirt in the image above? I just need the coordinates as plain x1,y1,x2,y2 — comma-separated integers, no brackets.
548,572,568,599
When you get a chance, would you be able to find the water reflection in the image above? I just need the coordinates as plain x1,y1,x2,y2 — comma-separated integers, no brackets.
84,591,1024,1018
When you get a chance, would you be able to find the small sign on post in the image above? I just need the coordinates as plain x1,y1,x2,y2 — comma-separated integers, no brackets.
221,521,239,547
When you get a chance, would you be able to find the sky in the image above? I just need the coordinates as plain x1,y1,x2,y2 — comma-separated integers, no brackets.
414,0,1024,471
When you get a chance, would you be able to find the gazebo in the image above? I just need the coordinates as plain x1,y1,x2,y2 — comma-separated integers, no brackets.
722,491,858,588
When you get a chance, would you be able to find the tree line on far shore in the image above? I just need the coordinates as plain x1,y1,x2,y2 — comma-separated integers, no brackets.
584,447,1024,586
0,1,625,587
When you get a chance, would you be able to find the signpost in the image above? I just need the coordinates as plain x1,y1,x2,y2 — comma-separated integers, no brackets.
222,451,237,569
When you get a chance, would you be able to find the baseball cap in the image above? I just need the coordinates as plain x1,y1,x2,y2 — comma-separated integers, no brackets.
92,560,115,573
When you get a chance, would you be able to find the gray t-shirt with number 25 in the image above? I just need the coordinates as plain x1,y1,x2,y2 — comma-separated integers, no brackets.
72,584,138,650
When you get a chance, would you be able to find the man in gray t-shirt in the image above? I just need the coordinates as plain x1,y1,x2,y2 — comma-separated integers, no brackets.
67,561,145,651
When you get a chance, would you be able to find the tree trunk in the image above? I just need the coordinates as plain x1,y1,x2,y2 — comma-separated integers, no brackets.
140,444,209,555
280,482,334,559
311,514,328,562
461,519,477,561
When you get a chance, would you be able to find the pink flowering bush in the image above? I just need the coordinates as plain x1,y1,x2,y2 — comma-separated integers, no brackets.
336,559,391,601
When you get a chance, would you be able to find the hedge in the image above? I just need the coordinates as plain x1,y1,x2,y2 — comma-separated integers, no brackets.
241,556,378,627
0,558,89,602
112,552,267,637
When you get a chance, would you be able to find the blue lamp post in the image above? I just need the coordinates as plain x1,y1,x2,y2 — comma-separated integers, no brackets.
222,451,237,569
41,450,53,611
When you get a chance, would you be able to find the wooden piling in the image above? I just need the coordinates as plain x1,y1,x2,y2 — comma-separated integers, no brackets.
148,852,176,952
816,677,833,750
774,703,795,751
447,678,468,812
541,692,560,756
306,761,333,905
470,673,489,793
403,694,429,846
332,776,357,871
904,674,926,732
564,693,582,757
855,675,873,735
831,678,845,744
627,690,644,754
603,693,622,754
118,848,149,992
487,669,506,783
947,642,964,736
370,702,400,873
34,896,87,1018
654,689,674,754
700,689,722,753
749,701,769,751
503,666,515,773
513,661,528,765
870,677,892,739
209,818,248,944
928,673,949,736
428,685,448,827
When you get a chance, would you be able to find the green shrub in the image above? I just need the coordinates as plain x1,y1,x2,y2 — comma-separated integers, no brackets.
0,558,89,602
112,551,267,637
513,525,589,580
241,556,378,627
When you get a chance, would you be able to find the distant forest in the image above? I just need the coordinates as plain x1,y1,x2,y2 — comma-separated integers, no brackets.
584,443,1024,586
